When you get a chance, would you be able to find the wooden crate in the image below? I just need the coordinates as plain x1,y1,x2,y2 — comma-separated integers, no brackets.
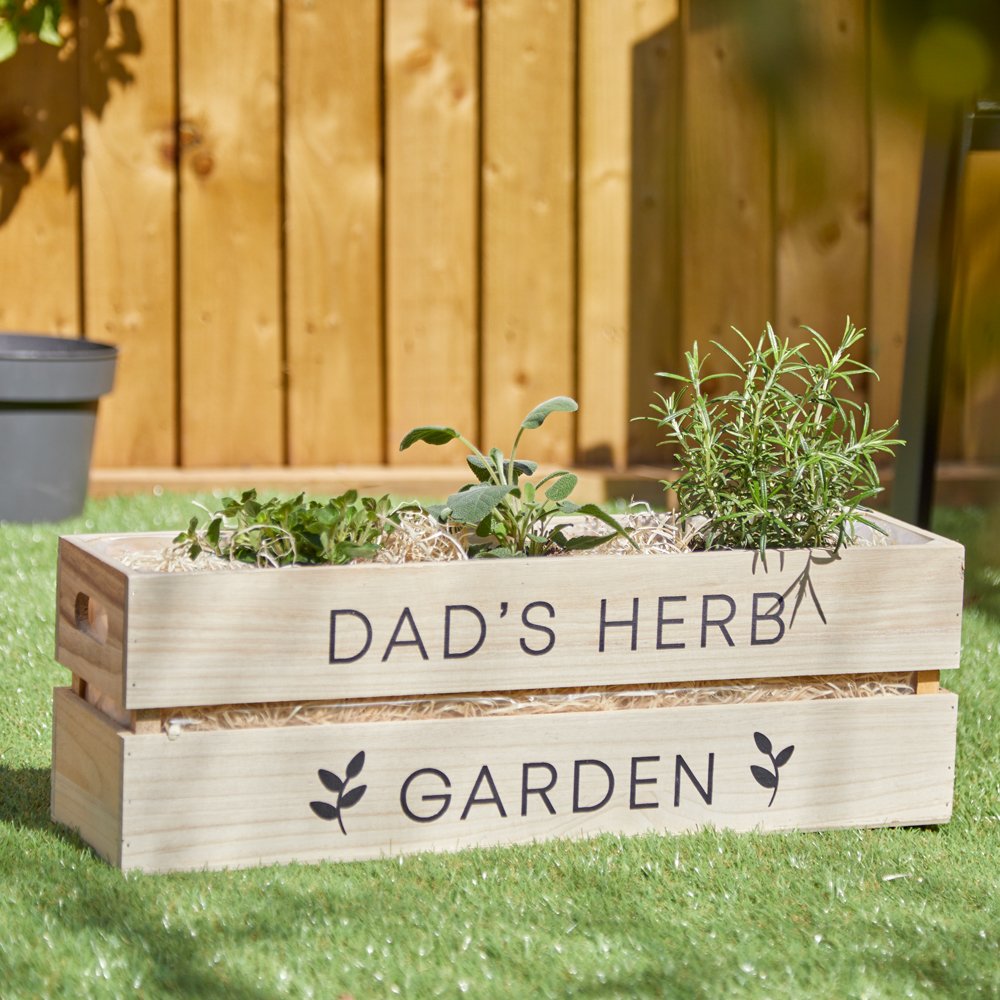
51,513,964,872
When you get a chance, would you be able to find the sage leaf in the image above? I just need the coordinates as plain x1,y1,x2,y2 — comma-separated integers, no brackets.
447,484,512,524
520,396,578,430
399,425,460,450
754,732,773,755
545,473,578,502
774,745,795,768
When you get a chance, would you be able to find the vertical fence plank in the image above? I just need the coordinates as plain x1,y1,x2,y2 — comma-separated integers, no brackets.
952,155,1000,463
775,0,870,356
81,0,177,467
0,29,80,334
680,0,773,369
178,0,283,467
385,0,479,465
869,5,923,436
285,0,383,466
482,0,575,465
577,0,680,469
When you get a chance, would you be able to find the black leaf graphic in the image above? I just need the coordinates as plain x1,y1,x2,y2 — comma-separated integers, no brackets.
751,732,794,807
751,765,778,789
346,751,366,780
319,769,344,794
340,784,367,809
311,751,369,835
310,800,339,821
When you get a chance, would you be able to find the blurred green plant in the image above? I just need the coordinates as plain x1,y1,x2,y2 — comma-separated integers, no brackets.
0,0,62,61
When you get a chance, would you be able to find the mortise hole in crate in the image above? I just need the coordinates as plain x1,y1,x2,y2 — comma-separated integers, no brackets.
75,593,108,645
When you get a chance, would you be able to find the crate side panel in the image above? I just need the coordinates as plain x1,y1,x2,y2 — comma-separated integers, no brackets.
122,538,964,707
56,538,129,702
51,687,125,867
118,693,957,873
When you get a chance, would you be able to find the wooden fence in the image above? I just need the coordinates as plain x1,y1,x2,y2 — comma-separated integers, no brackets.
0,0,997,477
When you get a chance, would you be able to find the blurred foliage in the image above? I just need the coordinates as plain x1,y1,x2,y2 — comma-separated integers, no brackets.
0,0,62,62
719,0,1000,107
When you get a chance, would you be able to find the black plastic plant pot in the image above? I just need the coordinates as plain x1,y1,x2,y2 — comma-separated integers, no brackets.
0,334,117,522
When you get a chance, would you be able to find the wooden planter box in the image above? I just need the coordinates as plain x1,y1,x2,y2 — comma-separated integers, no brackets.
51,513,964,873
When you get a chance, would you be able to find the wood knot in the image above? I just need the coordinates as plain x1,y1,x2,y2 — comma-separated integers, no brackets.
191,150,214,177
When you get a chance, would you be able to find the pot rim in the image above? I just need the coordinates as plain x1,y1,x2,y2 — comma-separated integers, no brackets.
0,333,117,362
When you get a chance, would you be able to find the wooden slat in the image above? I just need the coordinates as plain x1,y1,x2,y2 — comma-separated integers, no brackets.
952,153,1000,463
577,0,680,468
0,29,80,334
775,0,870,348
55,537,128,705
81,0,177,467
869,3,924,434
86,463,667,505
112,693,958,872
51,686,125,867
482,0,576,465
177,0,283,466
285,0,383,465
680,0,773,367
385,0,479,465
56,518,964,709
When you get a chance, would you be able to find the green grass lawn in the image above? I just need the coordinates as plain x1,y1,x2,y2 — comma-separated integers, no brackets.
1,495,997,999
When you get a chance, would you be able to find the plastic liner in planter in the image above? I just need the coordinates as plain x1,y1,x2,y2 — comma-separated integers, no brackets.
0,334,117,522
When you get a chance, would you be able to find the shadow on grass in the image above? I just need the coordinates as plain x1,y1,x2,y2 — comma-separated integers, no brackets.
0,764,51,831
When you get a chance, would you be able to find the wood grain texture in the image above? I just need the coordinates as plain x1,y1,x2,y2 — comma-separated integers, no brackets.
81,0,177,467
51,686,125,867
775,0,870,349
951,154,1000,463
56,514,964,709
577,0,680,468
869,4,924,434
285,0,384,465
56,536,128,703
0,31,80,334
680,0,773,366
177,0,283,466
106,691,956,872
385,0,479,466
482,0,576,465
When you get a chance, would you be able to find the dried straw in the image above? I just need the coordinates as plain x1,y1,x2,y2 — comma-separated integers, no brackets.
155,672,915,738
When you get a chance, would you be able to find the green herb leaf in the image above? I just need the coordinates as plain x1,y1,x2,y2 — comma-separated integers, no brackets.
446,484,512,524
398,425,460,450
520,396,578,430
544,473,578,502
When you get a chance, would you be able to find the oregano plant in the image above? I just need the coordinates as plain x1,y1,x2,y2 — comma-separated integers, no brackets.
648,321,902,554
173,489,404,567
400,397,635,557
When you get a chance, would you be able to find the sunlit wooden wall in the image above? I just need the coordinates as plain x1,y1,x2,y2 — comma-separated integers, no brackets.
0,0,996,472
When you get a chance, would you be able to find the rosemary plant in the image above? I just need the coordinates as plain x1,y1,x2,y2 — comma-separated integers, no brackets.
649,321,902,553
